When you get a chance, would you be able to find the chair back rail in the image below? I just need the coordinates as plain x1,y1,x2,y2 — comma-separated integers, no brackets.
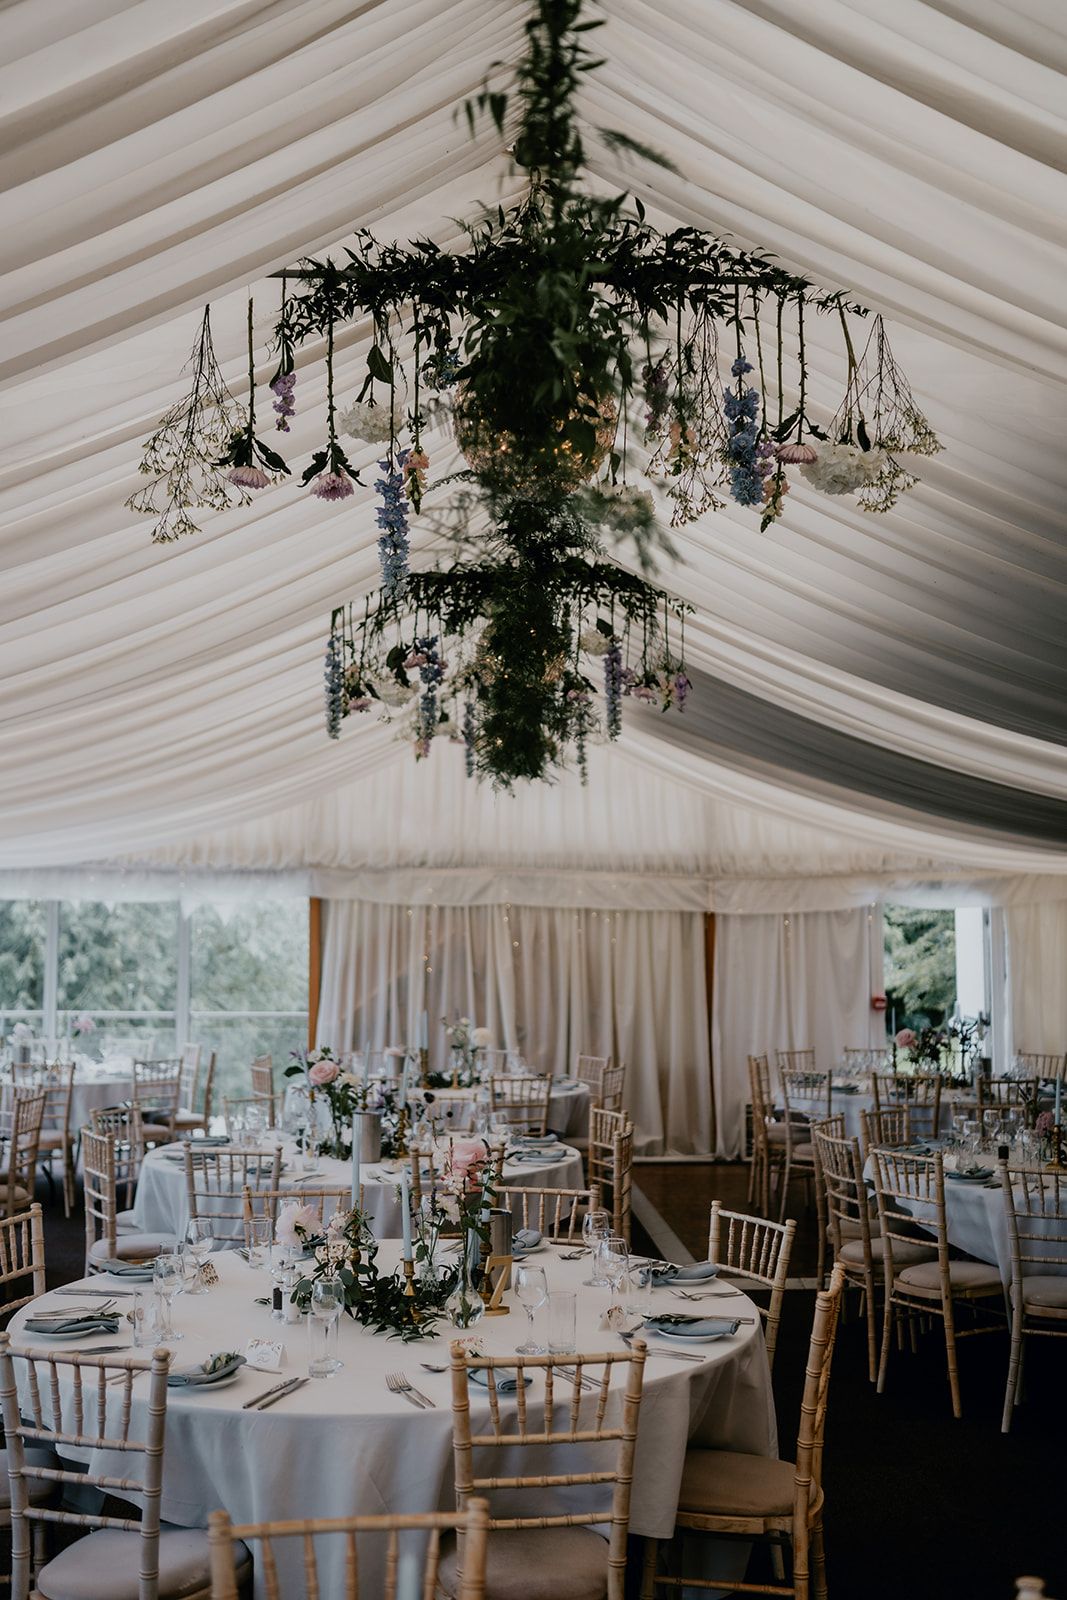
708,1201,795,1370
0,1204,45,1326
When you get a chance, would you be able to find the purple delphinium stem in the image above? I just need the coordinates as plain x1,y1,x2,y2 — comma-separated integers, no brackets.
604,641,623,739
324,632,344,740
375,451,411,596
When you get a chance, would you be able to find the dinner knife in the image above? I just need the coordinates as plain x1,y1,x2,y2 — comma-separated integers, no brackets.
255,1377,309,1411
242,1376,301,1409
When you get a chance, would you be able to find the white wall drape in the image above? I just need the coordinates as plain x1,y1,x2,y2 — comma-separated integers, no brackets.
1005,902,1067,1056
711,907,884,1158
317,900,712,1156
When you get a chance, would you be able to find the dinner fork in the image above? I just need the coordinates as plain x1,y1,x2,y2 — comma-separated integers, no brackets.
672,1289,742,1302
386,1371,435,1409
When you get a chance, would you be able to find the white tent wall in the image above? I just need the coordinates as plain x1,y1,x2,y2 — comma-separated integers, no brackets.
317,898,712,1156
1004,901,1067,1057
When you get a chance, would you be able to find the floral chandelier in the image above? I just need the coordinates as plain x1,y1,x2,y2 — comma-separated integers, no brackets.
131,0,941,788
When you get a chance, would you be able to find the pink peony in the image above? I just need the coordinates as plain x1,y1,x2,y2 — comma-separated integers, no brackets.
448,1138,488,1184
228,464,271,490
776,442,818,465
308,1059,339,1086
310,472,354,502
894,1029,917,1049
275,1201,319,1249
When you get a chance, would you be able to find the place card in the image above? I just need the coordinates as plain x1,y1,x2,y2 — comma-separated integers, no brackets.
245,1337,285,1372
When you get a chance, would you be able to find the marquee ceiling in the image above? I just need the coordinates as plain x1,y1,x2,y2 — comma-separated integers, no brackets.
2,0,1065,876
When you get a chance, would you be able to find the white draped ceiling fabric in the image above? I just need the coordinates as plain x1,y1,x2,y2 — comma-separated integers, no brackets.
3,2,1067,1153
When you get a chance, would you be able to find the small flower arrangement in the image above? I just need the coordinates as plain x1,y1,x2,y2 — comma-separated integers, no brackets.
284,1047,364,1159
894,1025,950,1072
71,1013,95,1037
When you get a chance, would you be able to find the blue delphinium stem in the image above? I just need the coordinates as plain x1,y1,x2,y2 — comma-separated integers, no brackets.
324,631,344,739
604,640,623,739
375,451,410,595
724,357,764,506
463,698,477,777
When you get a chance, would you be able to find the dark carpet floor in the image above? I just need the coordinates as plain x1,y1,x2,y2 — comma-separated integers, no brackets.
9,1166,1067,1599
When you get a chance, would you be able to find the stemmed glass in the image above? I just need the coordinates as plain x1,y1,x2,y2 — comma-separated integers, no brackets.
152,1253,185,1342
308,1277,344,1377
582,1207,612,1285
596,1236,630,1297
514,1263,548,1355
184,1218,216,1295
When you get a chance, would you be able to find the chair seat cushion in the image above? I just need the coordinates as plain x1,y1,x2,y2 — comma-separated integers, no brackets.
140,1124,175,1142
1012,1275,1067,1311
678,1448,799,1518
897,1258,1002,1295
766,1120,808,1145
89,1232,175,1264
115,1209,140,1232
437,1526,608,1600
839,1237,934,1268
173,1110,205,1128
37,1525,251,1600
0,1446,60,1508
791,1143,815,1163
831,1215,880,1242
37,1129,68,1149
0,1185,31,1206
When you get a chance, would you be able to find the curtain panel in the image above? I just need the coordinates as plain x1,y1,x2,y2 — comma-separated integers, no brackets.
1005,902,1067,1057
711,907,884,1158
317,900,712,1156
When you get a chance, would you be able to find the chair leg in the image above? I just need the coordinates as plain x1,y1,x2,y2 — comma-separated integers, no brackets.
1001,1313,1024,1434
876,1288,894,1395
770,1535,787,1582
942,1298,962,1420
640,1537,659,1599
777,1157,792,1222
793,1519,810,1600
811,1515,828,1600
863,1269,879,1383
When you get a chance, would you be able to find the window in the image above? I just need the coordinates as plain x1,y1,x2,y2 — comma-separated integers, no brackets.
883,904,956,1034
58,900,178,1055
0,900,47,1031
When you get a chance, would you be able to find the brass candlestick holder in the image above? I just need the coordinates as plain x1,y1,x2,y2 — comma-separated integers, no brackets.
401,1255,421,1323
393,1105,410,1159
419,1046,430,1087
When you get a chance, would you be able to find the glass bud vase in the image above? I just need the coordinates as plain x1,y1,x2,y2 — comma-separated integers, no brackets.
444,1232,485,1330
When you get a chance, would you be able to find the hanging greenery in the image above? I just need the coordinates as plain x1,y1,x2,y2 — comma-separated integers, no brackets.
136,0,941,786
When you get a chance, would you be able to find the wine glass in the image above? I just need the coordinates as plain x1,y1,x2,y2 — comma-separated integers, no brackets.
582,1206,612,1285
152,1253,185,1342
596,1235,630,1297
184,1218,216,1295
514,1263,548,1355
308,1277,344,1377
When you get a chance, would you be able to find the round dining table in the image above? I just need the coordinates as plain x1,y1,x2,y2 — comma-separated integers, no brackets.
418,1076,591,1139
130,1134,588,1241
9,1245,777,1599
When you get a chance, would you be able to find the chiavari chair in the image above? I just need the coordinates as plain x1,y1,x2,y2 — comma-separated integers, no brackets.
775,1074,819,1222
208,1501,490,1600
708,1201,795,1373
872,1072,943,1142
0,1335,251,1599
859,1104,912,1159
242,1185,355,1245
1014,1052,1067,1083
574,1053,610,1096
82,1128,175,1274
494,1182,602,1243
0,1089,45,1220
999,1160,1067,1433
747,1055,782,1213
978,1076,1040,1129
184,1145,282,1240
407,1141,505,1217
870,1147,1002,1418
480,1048,512,1074
781,1067,833,1121
132,1058,183,1148
250,1054,277,1127
443,1340,647,1600
28,1064,76,1217
776,1047,816,1077
640,1266,846,1599
89,1102,145,1209
173,1043,210,1134
0,1206,51,1577
842,1046,888,1074
809,1113,845,1287
587,1107,634,1244
488,1074,551,1137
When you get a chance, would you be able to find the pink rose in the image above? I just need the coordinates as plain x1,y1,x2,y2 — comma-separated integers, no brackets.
894,1029,917,1049
448,1138,488,1184
275,1201,319,1250
308,1060,339,1086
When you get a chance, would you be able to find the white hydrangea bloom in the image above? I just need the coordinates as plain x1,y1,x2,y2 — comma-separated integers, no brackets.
799,442,887,496
340,401,394,443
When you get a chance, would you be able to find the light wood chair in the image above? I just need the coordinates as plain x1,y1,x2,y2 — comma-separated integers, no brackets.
29,1064,76,1217
132,1058,183,1147
747,1055,782,1213
842,1047,887,1074
494,1183,602,1243
407,1141,505,1216
869,1147,1002,1418
813,1125,910,1383
242,1185,355,1244
443,1340,647,1600
587,1107,633,1244
250,1054,277,1127
184,1145,282,1239
89,1102,145,1208
174,1044,212,1134
571,1059,626,1158
0,1089,45,1220
82,1128,176,1273
808,1113,845,1288
999,1160,1067,1433
775,1074,819,1222
0,1205,45,1325
1015,1580,1057,1599
872,1073,942,1143
859,1105,912,1158
208,1500,490,1600
0,1334,252,1600
488,1074,551,1136
640,1265,846,1600
708,1201,795,1373
978,1077,1040,1128
574,1053,611,1095
1014,1052,1067,1081
781,1067,832,1121
776,1048,816,1077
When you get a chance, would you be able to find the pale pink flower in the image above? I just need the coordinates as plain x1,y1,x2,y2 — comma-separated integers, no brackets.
228,464,271,489
776,442,818,465
308,1059,339,1086
347,695,372,713
310,472,354,501
448,1138,488,1185
894,1029,917,1049
275,1201,319,1249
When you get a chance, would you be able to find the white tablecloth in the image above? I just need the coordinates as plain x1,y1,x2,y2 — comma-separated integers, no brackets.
69,1067,135,1132
9,1247,776,1598
793,1086,970,1141
131,1138,587,1241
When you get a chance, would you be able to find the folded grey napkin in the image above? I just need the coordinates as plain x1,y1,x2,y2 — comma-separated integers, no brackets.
510,1150,567,1165
24,1315,120,1336
102,1259,168,1278
644,1314,738,1338
512,1229,542,1252
469,1367,531,1393
515,1132,559,1145
639,1260,720,1286
168,1354,246,1388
